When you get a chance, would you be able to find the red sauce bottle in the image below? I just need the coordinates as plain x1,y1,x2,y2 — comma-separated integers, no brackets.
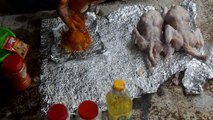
2,53,31,91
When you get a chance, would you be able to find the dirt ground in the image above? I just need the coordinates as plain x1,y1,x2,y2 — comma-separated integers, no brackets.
0,0,212,119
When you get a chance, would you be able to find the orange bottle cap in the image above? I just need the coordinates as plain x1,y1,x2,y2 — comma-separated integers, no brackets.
113,79,125,91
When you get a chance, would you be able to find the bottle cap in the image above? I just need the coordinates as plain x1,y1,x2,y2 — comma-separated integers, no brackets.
78,100,99,120
113,79,125,91
47,104,69,120
2,53,23,73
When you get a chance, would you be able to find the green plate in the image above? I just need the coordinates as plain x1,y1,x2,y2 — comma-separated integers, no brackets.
0,27,16,62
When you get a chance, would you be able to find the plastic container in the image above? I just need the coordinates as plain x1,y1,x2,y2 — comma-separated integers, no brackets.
106,80,133,120
0,27,16,62
78,100,101,120
47,104,70,120
2,53,31,91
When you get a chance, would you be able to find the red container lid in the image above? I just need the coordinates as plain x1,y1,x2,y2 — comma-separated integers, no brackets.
78,100,99,120
47,104,69,120
2,54,23,73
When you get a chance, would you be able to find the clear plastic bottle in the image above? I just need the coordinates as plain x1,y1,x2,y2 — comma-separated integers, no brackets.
106,80,133,120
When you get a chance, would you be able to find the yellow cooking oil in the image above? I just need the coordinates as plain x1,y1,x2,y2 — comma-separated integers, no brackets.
106,80,133,120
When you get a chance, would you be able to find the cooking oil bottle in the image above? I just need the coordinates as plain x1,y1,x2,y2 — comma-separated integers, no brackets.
106,80,133,120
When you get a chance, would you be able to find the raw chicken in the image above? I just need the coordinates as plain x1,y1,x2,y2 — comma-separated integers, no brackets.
164,5,207,60
132,10,164,66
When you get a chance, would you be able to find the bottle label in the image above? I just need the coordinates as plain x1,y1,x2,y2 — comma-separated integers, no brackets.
3,36,30,58
109,113,132,120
